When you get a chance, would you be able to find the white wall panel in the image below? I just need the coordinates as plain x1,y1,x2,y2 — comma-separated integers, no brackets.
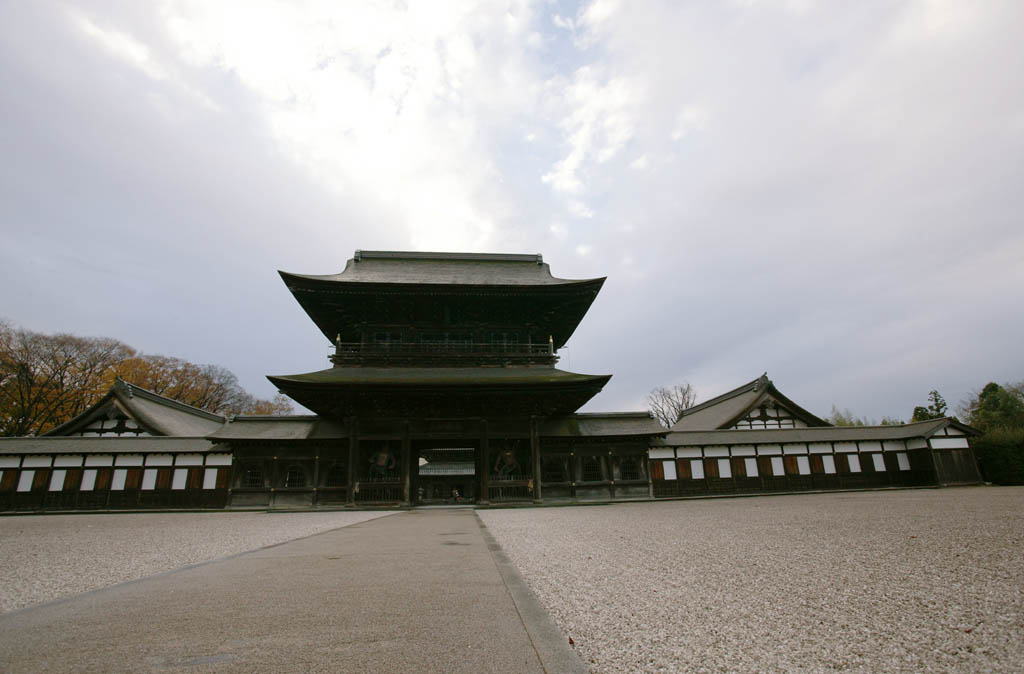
111,469,127,490
931,437,970,449
676,447,702,458
744,457,758,477
49,470,66,491
17,471,34,492
203,468,218,489
808,443,831,454
145,454,174,466
872,454,886,471
770,456,785,476
882,441,906,452
897,452,911,470
718,458,732,478
834,442,858,453
172,468,188,489
846,454,862,472
945,428,964,436
705,447,729,457
53,455,83,467
758,445,782,455
906,438,928,449
206,454,232,466
175,454,204,466
141,469,157,490
690,459,705,479
859,441,882,453
783,444,808,455
0,457,20,468
649,448,674,459
796,456,811,475
22,456,52,468
731,445,755,456
80,469,97,491
85,455,114,467
822,455,836,474
114,455,143,467
662,460,677,480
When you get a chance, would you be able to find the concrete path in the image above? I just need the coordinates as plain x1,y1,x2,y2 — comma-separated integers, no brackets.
0,509,585,674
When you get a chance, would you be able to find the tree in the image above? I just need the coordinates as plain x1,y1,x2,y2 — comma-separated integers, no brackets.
1,321,292,436
648,383,697,428
826,405,869,426
959,382,1024,432
910,390,948,422
0,324,133,436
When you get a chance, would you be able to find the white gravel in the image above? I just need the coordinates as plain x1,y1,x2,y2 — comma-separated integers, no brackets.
0,510,392,612
478,487,1024,674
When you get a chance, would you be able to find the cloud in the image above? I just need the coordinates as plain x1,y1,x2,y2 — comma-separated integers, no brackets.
2,0,1023,422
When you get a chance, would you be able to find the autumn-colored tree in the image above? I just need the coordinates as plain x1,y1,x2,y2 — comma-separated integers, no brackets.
1,321,291,436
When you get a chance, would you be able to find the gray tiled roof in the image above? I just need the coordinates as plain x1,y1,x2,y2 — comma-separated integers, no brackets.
660,418,974,446
0,436,216,455
44,380,226,437
542,412,665,438
670,374,829,431
208,416,348,441
280,250,604,286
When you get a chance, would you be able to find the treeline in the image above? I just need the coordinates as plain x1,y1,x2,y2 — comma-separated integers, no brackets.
0,321,292,437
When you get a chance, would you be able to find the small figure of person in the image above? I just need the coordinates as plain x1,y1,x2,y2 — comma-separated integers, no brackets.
451,487,461,502
494,450,519,479
368,449,396,480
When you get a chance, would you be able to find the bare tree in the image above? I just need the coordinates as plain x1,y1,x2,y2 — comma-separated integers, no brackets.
648,383,698,428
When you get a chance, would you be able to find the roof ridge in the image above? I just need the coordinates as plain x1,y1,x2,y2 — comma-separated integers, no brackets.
679,375,765,417
355,250,543,264
114,379,226,422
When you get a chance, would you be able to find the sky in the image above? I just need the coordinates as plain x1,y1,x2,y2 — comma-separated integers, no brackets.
2,0,1023,422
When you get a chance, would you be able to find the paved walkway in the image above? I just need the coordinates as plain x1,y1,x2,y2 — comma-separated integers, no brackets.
0,510,585,673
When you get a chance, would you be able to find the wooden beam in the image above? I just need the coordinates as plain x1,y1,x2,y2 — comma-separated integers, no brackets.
530,416,542,503
347,417,358,506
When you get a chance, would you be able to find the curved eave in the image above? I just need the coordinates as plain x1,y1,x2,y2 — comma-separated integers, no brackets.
279,272,605,350
267,368,611,418
268,367,611,388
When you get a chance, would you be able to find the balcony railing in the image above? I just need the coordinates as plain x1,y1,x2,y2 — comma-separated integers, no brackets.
329,341,557,366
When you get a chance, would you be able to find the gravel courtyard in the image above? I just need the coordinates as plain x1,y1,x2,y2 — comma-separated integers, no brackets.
478,487,1024,674
0,510,392,612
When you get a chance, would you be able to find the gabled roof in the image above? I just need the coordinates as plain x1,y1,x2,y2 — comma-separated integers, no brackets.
670,374,830,431
281,250,605,287
660,417,978,447
44,379,226,437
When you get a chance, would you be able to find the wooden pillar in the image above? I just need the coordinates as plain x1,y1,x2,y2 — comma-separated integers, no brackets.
401,421,411,505
479,418,490,504
530,416,542,503
312,452,320,507
347,417,358,506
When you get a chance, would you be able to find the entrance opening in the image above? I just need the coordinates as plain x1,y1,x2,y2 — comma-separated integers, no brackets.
416,446,476,504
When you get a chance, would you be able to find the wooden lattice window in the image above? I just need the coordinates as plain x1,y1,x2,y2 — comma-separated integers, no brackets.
541,457,566,482
244,467,264,488
619,457,640,481
581,456,604,482
324,463,347,487
284,465,306,488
